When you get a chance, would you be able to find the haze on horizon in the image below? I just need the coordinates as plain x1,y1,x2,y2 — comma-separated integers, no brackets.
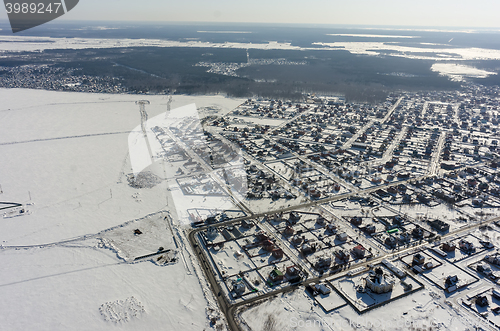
1,0,500,29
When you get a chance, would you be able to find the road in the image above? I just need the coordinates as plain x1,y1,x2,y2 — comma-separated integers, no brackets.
341,97,403,150
187,175,497,329
381,97,403,124
183,95,497,330
162,126,252,215
189,211,500,331
427,130,446,176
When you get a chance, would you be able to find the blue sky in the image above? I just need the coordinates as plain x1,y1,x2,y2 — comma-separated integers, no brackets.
2,0,500,27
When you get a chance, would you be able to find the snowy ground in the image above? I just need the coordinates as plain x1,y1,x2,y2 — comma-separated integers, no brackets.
238,285,483,331
431,63,498,81
2,35,500,63
0,88,244,330
0,239,213,331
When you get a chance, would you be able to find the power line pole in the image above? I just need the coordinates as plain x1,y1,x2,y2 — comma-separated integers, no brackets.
135,100,154,177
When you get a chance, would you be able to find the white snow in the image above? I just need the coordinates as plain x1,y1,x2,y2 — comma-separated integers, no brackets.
0,242,212,330
2,35,500,63
431,63,498,81
0,88,244,330
313,41,500,61
239,286,482,331
0,36,304,52
197,31,253,34
326,34,419,39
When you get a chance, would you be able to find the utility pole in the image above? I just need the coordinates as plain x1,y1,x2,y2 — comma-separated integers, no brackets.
135,100,153,179
167,95,172,112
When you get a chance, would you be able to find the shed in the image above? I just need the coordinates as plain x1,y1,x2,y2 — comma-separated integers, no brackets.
336,233,348,241
270,269,284,282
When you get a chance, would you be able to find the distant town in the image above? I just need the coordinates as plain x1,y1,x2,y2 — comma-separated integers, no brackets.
0,64,127,93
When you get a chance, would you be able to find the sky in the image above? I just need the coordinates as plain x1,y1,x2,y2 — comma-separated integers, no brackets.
1,0,500,28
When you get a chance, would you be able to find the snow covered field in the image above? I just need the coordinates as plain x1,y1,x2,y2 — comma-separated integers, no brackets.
0,88,244,330
238,286,482,331
431,63,498,81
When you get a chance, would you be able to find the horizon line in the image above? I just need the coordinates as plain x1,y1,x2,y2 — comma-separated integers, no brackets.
0,19,499,31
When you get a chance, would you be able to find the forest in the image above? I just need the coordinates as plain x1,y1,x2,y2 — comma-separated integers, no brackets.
0,46,469,102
